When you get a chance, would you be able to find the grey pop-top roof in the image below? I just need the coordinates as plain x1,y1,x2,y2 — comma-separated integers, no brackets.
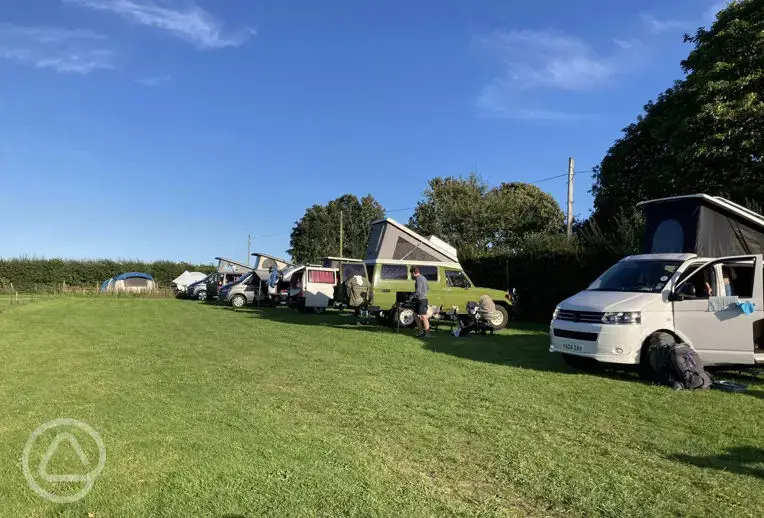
213,257,254,273
365,218,459,264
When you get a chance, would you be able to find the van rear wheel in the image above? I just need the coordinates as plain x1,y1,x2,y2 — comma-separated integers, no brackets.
197,290,207,301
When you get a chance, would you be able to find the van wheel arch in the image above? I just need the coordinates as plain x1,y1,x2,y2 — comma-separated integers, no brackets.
640,330,680,379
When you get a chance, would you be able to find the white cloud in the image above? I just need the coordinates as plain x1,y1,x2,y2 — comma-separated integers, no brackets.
135,74,170,86
476,83,599,122
640,13,694,35
64,0,255,49
478,30,630,92
0,24,114,73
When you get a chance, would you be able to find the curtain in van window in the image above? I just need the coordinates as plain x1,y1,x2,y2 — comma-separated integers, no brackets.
308,270,335,284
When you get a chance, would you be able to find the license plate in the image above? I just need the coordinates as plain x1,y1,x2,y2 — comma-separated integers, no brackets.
561,343,583,353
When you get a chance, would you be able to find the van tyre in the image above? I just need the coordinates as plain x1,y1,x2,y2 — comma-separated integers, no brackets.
641,332,676,380
312,307,326,315
490,305,509,330
231,294,247,308
397,308,416,328
197,290,207,301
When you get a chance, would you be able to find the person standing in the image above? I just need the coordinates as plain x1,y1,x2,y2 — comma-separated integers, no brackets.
410,266,430,338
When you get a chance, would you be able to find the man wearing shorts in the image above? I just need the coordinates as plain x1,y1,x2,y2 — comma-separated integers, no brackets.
410,266,430,338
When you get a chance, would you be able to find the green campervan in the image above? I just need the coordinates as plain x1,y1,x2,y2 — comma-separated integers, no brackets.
364,218,511,329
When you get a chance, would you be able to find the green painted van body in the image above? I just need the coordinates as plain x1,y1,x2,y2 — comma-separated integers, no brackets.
365,261,509,315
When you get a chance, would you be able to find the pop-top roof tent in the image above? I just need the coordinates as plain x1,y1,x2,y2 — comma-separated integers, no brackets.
638,194,764,257
365,218,460,266
251,253,293,271
213,257,254,274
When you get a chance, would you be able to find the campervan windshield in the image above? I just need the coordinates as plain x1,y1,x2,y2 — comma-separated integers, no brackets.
587,260,682,293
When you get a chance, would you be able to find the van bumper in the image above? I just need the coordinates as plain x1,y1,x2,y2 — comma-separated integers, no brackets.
549,321,643,365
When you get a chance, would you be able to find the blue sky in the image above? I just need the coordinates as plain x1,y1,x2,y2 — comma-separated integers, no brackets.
0,0,727,264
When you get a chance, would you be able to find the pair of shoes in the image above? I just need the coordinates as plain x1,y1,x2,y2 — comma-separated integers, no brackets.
416,332,426,338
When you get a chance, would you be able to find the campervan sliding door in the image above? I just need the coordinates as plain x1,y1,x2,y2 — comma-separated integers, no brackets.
673,255,762,365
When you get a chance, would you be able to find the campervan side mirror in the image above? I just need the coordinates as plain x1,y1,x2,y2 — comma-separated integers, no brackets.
673,283,696,300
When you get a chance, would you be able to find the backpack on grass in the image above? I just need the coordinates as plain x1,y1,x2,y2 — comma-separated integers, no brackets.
669,344,712,390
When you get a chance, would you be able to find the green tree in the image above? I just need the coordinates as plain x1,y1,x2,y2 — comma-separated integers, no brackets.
288,195,385,264
486,182,565,250
592,0,764,224
409,174,491,257
409,175,564,257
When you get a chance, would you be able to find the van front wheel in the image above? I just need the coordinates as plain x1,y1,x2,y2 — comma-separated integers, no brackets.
489,305,509,330
231,294,247,308
640,332,676,380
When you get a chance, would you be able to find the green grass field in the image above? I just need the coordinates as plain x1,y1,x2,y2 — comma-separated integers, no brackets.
1,298,762,517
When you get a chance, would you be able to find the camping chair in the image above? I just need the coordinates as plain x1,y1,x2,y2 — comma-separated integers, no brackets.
454,302,495,337
430,305,458,332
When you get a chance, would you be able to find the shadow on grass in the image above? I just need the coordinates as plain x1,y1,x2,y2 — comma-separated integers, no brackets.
201,303,764,387
207,304,648,381
669,446,764,479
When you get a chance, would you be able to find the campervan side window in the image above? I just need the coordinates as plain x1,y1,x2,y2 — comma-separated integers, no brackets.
677,264,715,299
652,219,684,253
721,263,754,298
342,263,367,279
413,265,438,281
381,265,407,280
445,270,471,288
308,270,336,284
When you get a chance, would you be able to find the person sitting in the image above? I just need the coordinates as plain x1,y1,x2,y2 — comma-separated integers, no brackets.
477,294,498,323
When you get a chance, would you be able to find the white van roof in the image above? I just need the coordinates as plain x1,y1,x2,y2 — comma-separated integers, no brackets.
622,253,698,262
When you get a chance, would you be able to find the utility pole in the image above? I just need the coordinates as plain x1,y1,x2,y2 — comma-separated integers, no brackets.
339,210,344,258
566,157,575,240
247,234,252,265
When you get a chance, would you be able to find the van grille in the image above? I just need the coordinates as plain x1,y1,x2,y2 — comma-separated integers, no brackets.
556,310,604,323
553,328,599,342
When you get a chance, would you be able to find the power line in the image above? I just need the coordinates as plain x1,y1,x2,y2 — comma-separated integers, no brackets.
531,169,594,185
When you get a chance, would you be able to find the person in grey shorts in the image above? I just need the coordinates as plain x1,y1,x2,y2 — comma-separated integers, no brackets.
410,266,430,338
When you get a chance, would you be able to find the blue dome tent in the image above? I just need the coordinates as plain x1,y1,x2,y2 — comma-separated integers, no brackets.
100,272,155,292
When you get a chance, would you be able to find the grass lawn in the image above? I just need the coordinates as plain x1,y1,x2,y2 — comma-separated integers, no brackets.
0,298,762,517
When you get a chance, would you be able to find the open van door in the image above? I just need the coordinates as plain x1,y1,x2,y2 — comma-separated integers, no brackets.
672,254,763,365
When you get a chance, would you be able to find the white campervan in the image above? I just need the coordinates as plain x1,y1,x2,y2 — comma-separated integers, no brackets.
284,265,339,314
550,195,764,370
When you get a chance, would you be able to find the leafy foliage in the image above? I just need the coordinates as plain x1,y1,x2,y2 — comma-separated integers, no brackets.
288,194,385,263
592,0,764,224
0,258,214,291
409,174,564,258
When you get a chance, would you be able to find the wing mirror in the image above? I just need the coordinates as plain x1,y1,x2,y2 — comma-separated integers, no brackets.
673,283,696,300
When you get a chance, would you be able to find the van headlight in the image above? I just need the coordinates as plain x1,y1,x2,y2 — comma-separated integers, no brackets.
552,307,560,321
601,312,641,325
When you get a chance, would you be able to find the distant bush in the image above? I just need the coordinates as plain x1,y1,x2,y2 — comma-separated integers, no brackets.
0,258,215,292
